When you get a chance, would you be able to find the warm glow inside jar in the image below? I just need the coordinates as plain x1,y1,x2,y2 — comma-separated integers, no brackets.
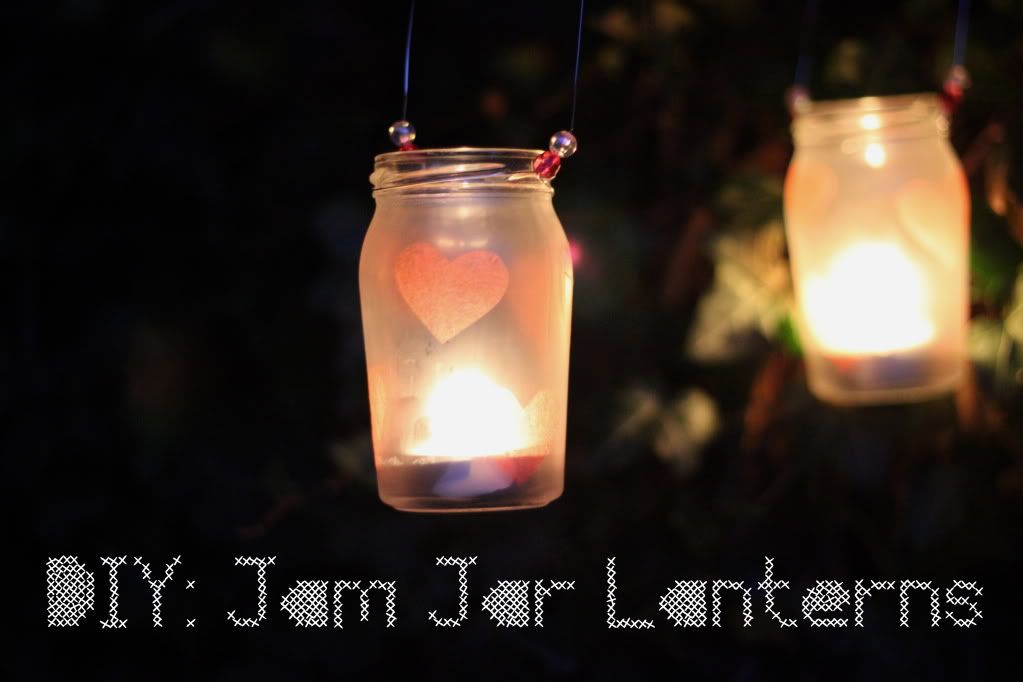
784,94,969,405
360,149,573,511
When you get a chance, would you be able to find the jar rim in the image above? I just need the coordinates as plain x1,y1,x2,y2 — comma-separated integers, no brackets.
373,146,544,164
792,92,947,146
371,147,552,195
798,92,940,116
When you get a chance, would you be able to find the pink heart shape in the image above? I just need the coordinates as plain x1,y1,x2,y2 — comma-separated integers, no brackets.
395,242,510,343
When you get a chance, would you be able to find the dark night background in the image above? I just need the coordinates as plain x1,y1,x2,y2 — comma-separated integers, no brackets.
6,0,1023,679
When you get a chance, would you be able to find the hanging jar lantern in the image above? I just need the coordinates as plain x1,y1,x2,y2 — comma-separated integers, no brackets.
360,148,574,511
783,94,970,404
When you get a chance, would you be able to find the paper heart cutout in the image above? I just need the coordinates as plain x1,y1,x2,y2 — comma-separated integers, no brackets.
395,242,509,343
494,390,553,484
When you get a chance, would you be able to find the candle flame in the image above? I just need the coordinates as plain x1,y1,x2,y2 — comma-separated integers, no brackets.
864,142,886,168
410,369,530,457
859,113,882,131
803,241,935,355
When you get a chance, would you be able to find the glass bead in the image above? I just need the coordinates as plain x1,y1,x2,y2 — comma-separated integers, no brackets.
548,130,578,158
945,64,971,91
939,66,970,115
785,85,811,116
388,120,416,147
532,150,562,179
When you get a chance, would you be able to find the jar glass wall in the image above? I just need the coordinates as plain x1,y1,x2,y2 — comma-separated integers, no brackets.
783,94,970,404
360,149,573,511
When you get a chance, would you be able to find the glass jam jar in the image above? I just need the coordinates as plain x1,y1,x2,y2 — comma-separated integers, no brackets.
360,148,574,511
784,94,970,405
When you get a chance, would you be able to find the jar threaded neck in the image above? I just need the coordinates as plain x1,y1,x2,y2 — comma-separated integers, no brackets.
371,147,552,195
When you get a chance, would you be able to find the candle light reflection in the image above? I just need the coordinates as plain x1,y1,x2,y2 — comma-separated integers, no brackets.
802,241,935,355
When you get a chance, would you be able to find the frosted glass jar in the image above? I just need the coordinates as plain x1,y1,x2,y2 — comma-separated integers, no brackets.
784,94,969,405
360,149,574,511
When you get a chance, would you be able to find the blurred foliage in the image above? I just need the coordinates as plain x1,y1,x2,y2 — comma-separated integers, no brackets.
613,386,720,474
685,172,789,363
969,265,1023,396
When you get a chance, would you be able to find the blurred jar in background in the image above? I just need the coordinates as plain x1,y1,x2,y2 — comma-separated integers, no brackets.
784,94,970,405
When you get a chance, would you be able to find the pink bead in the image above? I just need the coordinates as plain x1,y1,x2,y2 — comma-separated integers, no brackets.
785,85,811,117
532,150,561,179
939,88,963,115
399,142,417,151
940,65,970,115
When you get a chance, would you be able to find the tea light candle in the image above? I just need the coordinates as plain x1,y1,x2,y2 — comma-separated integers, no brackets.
800,240,942,396
409,369,531,459
395,369,546,500
802,241,935,356
374,368,551,507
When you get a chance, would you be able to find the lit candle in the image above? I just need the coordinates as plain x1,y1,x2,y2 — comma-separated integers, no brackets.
798,240,945,396
802,241,935,356
409,369,532,458
377,369,549,502
398,369,545,499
